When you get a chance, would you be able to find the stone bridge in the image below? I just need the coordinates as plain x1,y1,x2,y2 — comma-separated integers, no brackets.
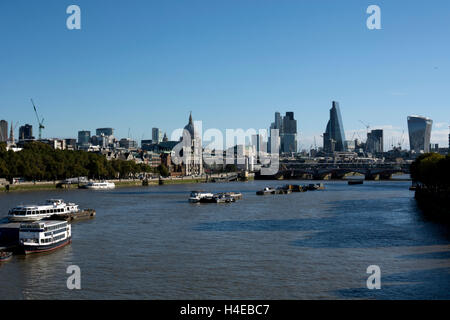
257,162,410,180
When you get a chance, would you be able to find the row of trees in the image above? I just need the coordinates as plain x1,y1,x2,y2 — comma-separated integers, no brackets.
410,153,450,190
0,142,168,181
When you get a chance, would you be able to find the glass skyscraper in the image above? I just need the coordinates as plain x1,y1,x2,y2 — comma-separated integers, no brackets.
323,101,346,152
78,130,91,146
366,129,384,154
281,112,297,153
407,115,432,153
268,111,297,154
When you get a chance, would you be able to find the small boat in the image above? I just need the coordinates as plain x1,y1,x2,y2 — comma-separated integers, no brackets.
0,252,12,262
81,181,115,190
212,193,235,203
276,186,292,194
8,199,80,222
19,220,72,254
189,191,215,203
224,192,243,200
348,180,364,185
290,185,306,192
256,187,276,195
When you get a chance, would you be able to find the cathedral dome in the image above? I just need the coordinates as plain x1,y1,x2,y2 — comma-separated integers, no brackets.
183,113,195,138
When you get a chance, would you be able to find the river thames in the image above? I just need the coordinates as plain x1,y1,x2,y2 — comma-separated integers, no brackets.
0,180,449,299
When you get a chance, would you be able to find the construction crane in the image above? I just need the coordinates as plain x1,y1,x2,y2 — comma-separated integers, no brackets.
31,99,45,140
359,120,370,135
398,130,405,149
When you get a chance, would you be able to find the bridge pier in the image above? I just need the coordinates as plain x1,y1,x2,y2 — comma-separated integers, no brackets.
380,172,393,180
365,173,380,181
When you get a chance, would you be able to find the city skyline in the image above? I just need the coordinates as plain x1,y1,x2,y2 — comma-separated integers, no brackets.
1,1,449,149
1,107,448,153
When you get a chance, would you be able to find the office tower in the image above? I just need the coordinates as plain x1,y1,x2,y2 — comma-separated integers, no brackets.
323,101,346,153
366,129,384,154
0,120,7,142
96,128,114,136
268,111,297,154
275,112,282,131
19,124,34,140
119,138,138,149
65,138,77,149
152,128,163,143
78,131,91,146
407,115,432,153
141,139,153,151
281,112,298,153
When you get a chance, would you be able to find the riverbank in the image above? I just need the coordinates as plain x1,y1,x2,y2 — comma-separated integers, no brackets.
0,173,253,192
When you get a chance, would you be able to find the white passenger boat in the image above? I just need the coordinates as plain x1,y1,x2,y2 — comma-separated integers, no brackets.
82,181,115,190
8,199,79,222
19,220,71,254
188,191,214,203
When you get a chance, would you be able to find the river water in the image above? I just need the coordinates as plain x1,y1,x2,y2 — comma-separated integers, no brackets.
0,180,449,300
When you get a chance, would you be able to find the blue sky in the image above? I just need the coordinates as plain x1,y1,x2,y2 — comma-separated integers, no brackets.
1,0,449,150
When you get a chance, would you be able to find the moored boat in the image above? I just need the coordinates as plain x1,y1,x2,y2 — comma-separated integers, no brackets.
8,199,80,222
80,181,115,190
189,191,215,203
223,192,243,200
0,251,12,262
256,187,276,195
212,193,235,203
19,220,71,254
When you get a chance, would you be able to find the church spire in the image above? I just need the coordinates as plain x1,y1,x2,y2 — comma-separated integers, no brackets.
189,112,193,124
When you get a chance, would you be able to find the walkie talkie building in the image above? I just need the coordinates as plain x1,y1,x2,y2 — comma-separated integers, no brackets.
407,115,433,153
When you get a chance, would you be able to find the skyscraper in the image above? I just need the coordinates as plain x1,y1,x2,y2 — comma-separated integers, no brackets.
0,120,7,142
19,124,34,140
96,128,114,136
281,112,298,153
366,129,384,154
268,111,298,154
407,115,432,153
323,101,346,153
78,130,91,146
152,128,163,143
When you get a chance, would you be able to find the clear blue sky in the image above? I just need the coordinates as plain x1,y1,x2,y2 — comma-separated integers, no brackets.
1,0,449,149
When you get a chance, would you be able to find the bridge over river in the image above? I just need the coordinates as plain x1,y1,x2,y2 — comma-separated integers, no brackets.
256,161,411,180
